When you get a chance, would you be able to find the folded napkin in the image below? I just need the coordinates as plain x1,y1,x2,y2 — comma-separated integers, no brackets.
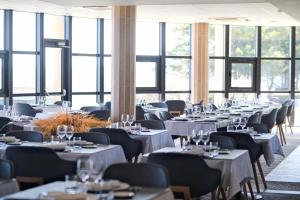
87,180,126,191
41,143,67,150
173,117,188,121
0,136,17,142
41,192,86,200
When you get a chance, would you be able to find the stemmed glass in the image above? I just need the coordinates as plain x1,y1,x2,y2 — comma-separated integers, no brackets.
57,125,67,142
66,125,74,145
240,118,247,130
201,131,210,150
121,114,127,127
192,130,203,146
233,118,241,131
127,115,134,128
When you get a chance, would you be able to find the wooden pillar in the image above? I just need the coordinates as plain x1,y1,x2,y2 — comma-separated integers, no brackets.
191,23,209,105
111,6,136,122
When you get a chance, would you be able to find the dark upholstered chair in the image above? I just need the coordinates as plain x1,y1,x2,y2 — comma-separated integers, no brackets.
149,102,168,108
261,108,278,133
159,111,174,120
134,120,166,130
6,131,43,142
248,112,261,124
0,123,23,134
104,101,111,111
6,146,76,189
0,117,12,130
246,122,269,133
165,100,186,116
144,113,160,120
103,163,169,188
209,135,237,149
148,153,223,199
13,103,42,117
276,105,288,145
80,106,100,112
54,101,62,106
89,128,142,162
136,106,145,120
88,110,110,120
73,132,110,145
0,159,14,179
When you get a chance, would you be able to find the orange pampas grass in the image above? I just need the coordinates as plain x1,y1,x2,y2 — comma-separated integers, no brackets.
34,113,109,138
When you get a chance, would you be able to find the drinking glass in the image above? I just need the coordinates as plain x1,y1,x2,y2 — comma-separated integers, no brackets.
240,118,247,130
57,125,67,142
134,123,142,134
233,118,241,131
201,131,210,150
77,159,93,183
66,125,74,145
127,115,134,128
73,137,82,150
191,130,202,145
121,114,127,127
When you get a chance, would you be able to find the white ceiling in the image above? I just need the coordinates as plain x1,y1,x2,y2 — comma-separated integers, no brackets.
0,0,299,26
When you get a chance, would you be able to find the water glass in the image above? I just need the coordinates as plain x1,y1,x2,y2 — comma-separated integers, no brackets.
73,137,82,150
134,123,142,134
192,130,202,145
77,159,93,183
66,125,74,145
57,125,67,142
201,131,210,150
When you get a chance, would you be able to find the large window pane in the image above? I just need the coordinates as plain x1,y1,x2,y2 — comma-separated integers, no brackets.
44,14,64,39
165,58,190,91
72,95,98,110
136,94,160,103
231,63,253,88
209,59,225,90
72,17,97,54
261,27,290,58
136,62,157,88
165,93,190,101
13,11,36,51
104,57,111,92
261,60,290,91
104,20,111,55
0,57,3,90
260,93,290,104
209,25,224,57
13,96,36,104
0,10,4,50
296,60,300,91
296,27,300,58
72,56,97,92
208,93,224,105
166,23,191,56
230,26,256,57
136,22,159,55
229,93,256,101
45,48,61,93
294,95,300,126
13,54,36,94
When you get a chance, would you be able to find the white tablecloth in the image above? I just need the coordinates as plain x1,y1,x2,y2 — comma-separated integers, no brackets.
253,133,284,166
0,179,19,197
164,119,230,136
0,143,127,170
131,130,175,153
3,181,174,200
147,147,253,199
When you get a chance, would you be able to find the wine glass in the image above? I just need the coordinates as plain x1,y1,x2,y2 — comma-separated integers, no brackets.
192,130,202,146
66,125,74,145
127,115,134,128
201,131,210,150
121,114,127,127
233,118,241,131
240,118,247,130
57,125,67,142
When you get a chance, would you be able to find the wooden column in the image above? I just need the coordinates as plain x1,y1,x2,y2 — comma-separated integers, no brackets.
191,23,209,105
111,6,136,122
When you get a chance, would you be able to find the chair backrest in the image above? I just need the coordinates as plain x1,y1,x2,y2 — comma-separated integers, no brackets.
0,159,14,179
0,123,23,134
287,100,295,117
73,132,110,145
80,106,100,113
136,106,145,120
165,100,186,115
144,113,160,120
6,146,76,182
147,153,221,197
53,101,62,106
261,108,278,132
104,101,111,111
135,120,166,130
276,105,288,125
149,102,168,108
103,163,169,188
89,128,142,161
246,122,269,133
209,135,237,149
13,103,38,117
248,112,260,124
159,111,174,120
6,131,43,142
88,110,110,120
0,117,12,130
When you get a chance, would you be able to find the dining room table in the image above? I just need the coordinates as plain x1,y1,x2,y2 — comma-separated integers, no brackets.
2,181,175,200
143,146,253,200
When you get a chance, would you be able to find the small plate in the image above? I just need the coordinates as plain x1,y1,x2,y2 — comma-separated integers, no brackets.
82,145,98,149
87,181,130,192
219,150,231,154
114,191,135,199
7,142,22,145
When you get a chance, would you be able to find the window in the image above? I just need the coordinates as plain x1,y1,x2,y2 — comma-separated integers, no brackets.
0,10,4,50
72,17,97,54
261,60,290,91
13,11,36,51
136,94,160,103
166,23,191,56
13,54,36,94
72,95,98,110
209,59,225,91
229,61,255,89
209,25,224,57
44,14,64,39
261,27,291,58
165,93,190,101
230,26,256,57
165,58,190,91
45,48,62,93
136,22,159,55
136,61,158,88
295,60,300,91
104,57,111,92
104,20,111,55
72,56,97,92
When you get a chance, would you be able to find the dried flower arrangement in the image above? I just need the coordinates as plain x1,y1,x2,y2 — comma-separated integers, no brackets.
34,113,109,138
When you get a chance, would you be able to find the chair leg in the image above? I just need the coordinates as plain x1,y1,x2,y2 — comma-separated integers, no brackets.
217,187,227,200
256,160,267,190
252,163,260,193
242,183,249,200
287,116,293,134
277,125,284,146
211,189,217,200
247,181,255,200
279,125,286,145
